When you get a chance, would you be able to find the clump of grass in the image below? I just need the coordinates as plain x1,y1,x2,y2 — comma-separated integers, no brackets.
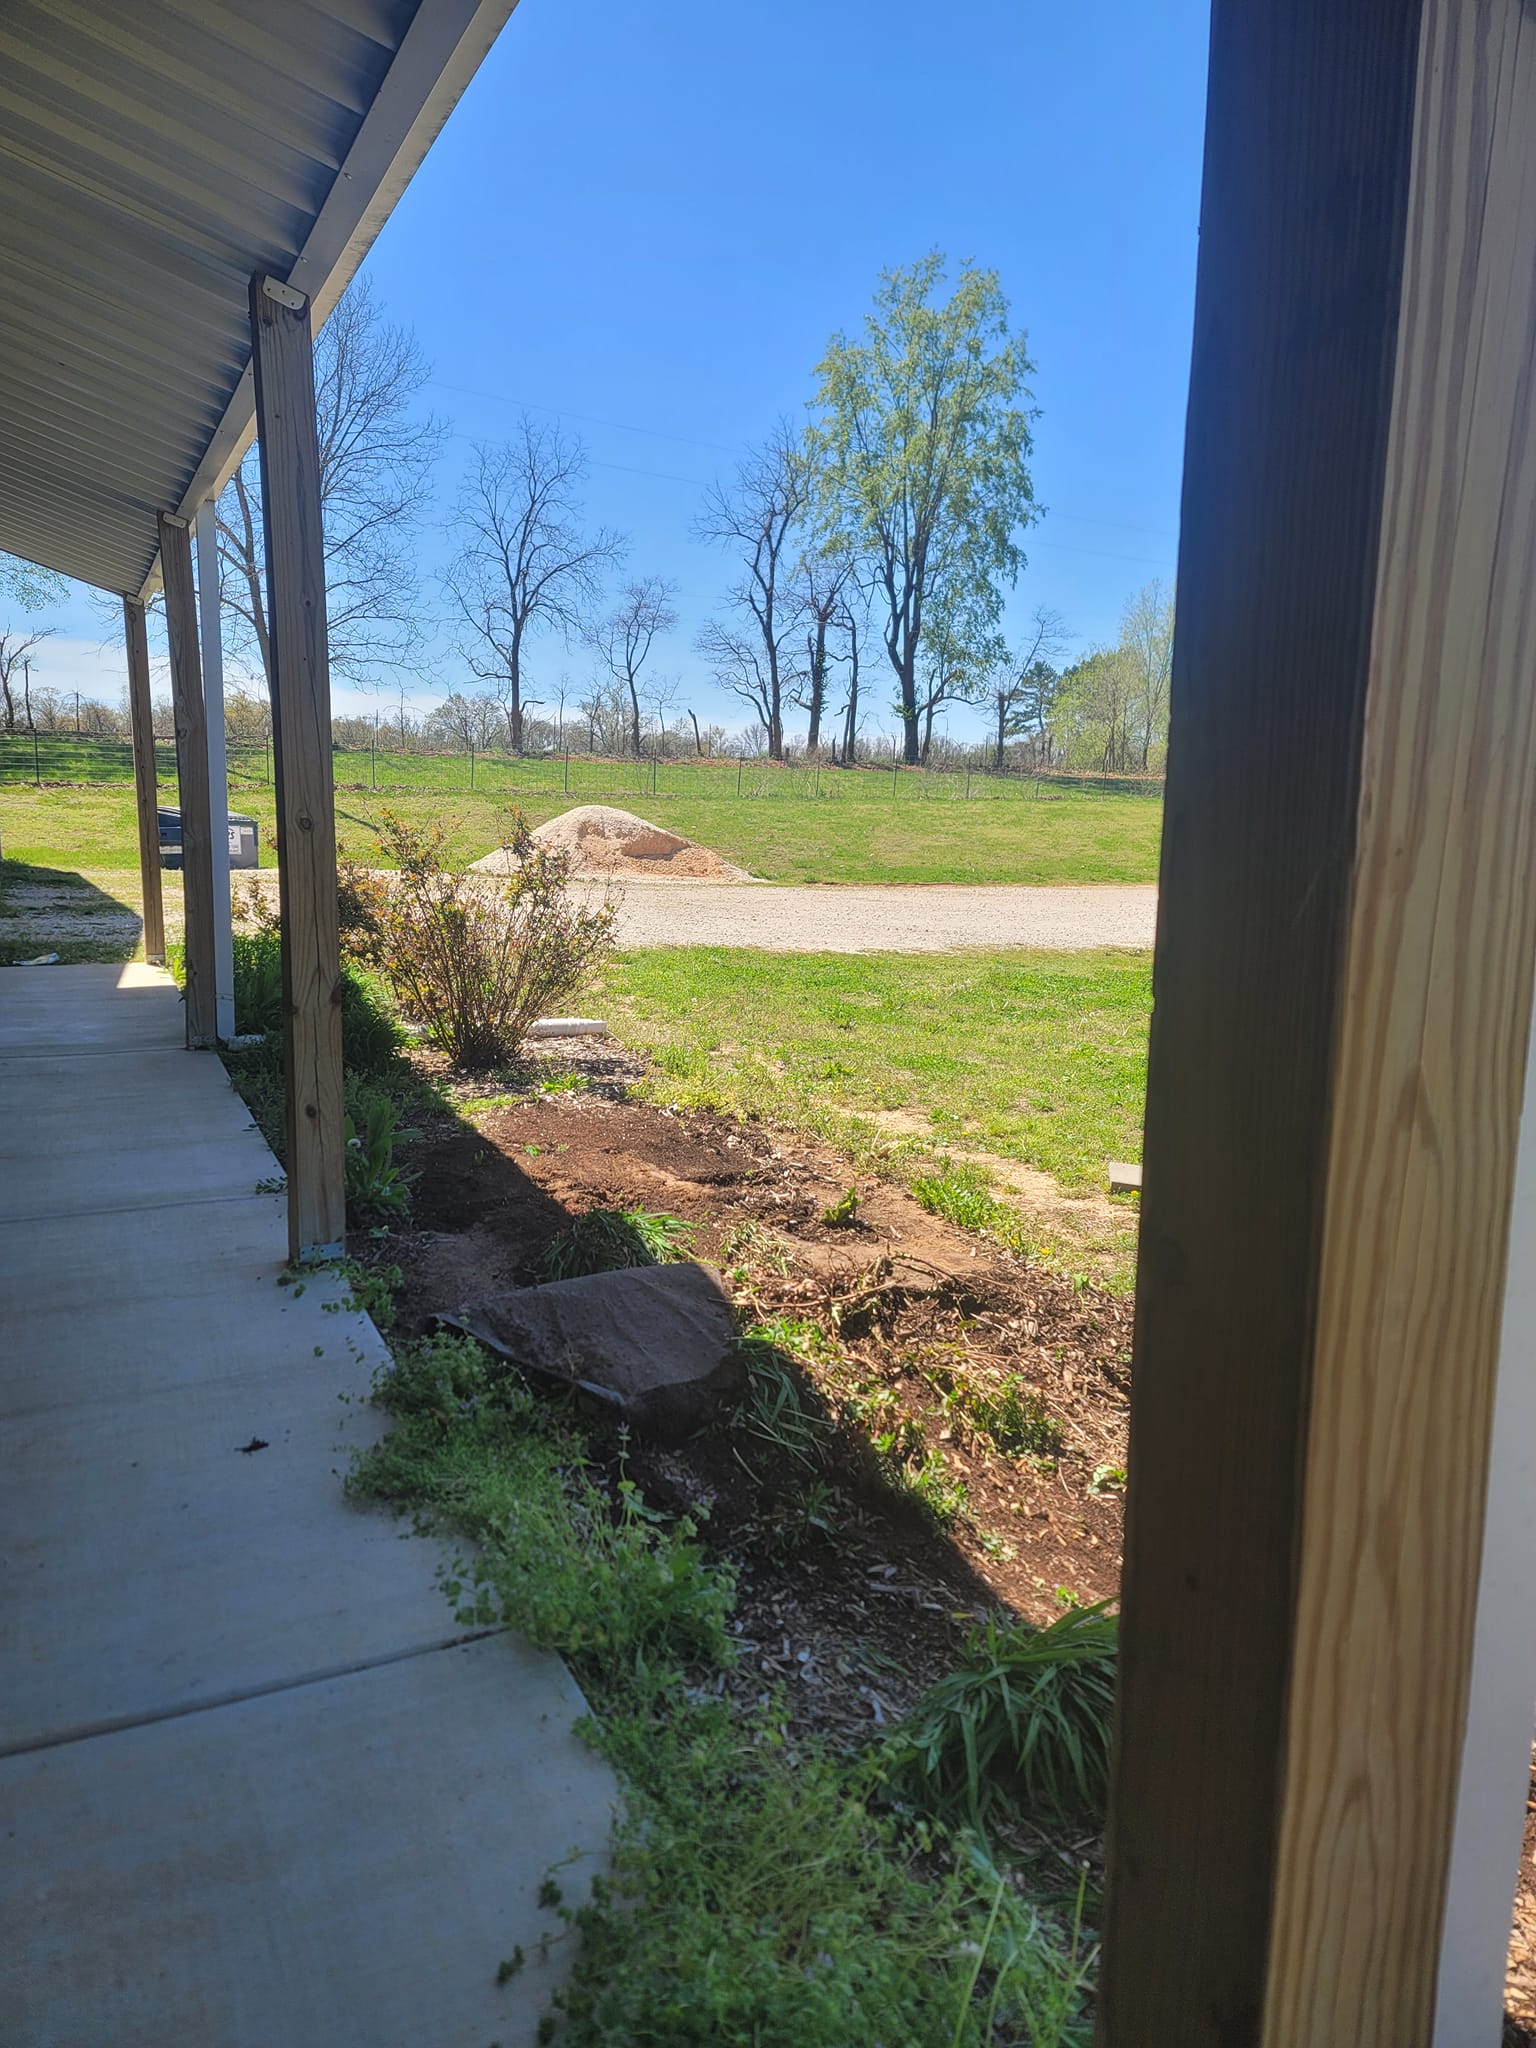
911,1160,1017,1238
732,1325,838,1470
887,1604,1118,1831
535,1205,694,1281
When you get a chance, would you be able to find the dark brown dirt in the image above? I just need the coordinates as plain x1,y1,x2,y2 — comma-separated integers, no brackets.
389,1059,1131,1645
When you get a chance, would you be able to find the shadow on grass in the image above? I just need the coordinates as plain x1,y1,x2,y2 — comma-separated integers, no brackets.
0,859,147,965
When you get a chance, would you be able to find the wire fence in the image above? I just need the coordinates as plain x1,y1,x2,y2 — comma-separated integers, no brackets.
0,731,1164,807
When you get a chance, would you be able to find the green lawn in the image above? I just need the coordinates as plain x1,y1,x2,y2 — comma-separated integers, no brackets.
599,946,1151,1281
1,738,1161,886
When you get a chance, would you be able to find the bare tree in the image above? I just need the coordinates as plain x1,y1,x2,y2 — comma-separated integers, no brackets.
791,550,855,754
0,627,51,733
426,691,501,753
590,578,678,757
836,592,867,764
443,419,625,753
985,607,1066,770
218,278,443,694
694,422,807,761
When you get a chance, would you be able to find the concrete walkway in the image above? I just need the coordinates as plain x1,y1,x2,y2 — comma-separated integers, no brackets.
0,964,613,2047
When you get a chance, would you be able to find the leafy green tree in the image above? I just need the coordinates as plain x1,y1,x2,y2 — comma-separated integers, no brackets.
809,254,1040,764
1,555,67,612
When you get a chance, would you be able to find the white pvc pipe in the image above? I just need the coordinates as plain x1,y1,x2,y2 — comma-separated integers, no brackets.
194,499,235,1042
1434,965,1536,2044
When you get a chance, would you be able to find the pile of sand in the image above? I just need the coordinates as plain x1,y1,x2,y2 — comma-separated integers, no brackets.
470,805,749,882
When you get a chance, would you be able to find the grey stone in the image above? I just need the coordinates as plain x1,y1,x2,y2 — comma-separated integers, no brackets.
442,1260,743,1439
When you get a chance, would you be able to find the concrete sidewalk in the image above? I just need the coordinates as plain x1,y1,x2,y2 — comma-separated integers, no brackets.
0,964,613,2047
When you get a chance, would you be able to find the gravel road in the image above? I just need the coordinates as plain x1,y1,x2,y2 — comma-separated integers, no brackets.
580,880,1158,953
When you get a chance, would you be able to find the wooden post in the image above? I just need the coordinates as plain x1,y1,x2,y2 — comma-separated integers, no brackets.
249,273,345,1261
122,596,164,966
159,513,217,1048
1098,3,1536,2044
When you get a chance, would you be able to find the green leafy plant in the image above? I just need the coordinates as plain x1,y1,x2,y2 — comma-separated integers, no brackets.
535,1205,693,1281
346,809,615,1069
887,1603,1118,1830
343,1081,417,1218
819,1184,861,1227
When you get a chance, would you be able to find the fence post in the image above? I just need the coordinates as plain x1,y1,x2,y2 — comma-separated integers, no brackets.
565,749,570,795
470,743,476,791
737,754,744,798
652,756,658,798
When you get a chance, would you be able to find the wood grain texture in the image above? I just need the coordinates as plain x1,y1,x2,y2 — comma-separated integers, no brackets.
158,514,216,1048
1097,4,1425,2038
248,274,345,1260
122,596,163,966
1263,4,1536,2038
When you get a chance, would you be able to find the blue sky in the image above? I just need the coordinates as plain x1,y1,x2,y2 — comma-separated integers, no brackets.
36,0,1210,743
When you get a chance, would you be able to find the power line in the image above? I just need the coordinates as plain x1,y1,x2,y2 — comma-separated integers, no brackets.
427,381,744,461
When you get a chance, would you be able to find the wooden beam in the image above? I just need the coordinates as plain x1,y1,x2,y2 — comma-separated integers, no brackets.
248,273,345,1262
158,513,217,1049
122,596,164,967
1098,2,1536,2043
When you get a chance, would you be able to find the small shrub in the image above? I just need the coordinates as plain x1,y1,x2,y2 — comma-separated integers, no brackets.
536,1206,693,1281
929,1361,1064,1459
230,928,284,1034
887,1603,1118,1829
347,809,615,1069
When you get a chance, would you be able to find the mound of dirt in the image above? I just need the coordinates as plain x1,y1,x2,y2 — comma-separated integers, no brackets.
471,804,749,882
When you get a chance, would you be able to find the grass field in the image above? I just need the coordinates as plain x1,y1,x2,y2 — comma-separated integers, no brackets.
0,738,1162,887
600,946,1151,1281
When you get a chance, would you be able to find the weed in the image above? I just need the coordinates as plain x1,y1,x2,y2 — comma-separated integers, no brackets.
819,1184,861,1228
912,1161,1008,1235
343,1081,417,1220
496,1950,525,1985
535,1206,693,1281
887,1604,1118,1831
927,1360,1064,1460
901,1449,970,1525
1089,1463,1127,1494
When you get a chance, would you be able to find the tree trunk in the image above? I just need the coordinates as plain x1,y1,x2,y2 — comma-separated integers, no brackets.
995,691,1009,772
805,622,829,754
628,677,642,757
689,709,704,756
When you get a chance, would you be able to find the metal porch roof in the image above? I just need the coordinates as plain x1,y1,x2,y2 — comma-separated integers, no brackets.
0,0,514,597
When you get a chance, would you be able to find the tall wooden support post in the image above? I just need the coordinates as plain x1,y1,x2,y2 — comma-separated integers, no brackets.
1098,3,1536,2044
122,596,164,966
249,273,345,1260
195,499,236,1042
159,513,217,1048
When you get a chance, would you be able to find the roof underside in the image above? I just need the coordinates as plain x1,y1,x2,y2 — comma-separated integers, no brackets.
0,0,508,596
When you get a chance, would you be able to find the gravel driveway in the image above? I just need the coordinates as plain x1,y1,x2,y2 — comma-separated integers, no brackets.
581,880,1158,953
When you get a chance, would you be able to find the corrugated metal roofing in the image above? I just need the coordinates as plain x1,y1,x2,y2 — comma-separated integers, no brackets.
0,0,512,595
